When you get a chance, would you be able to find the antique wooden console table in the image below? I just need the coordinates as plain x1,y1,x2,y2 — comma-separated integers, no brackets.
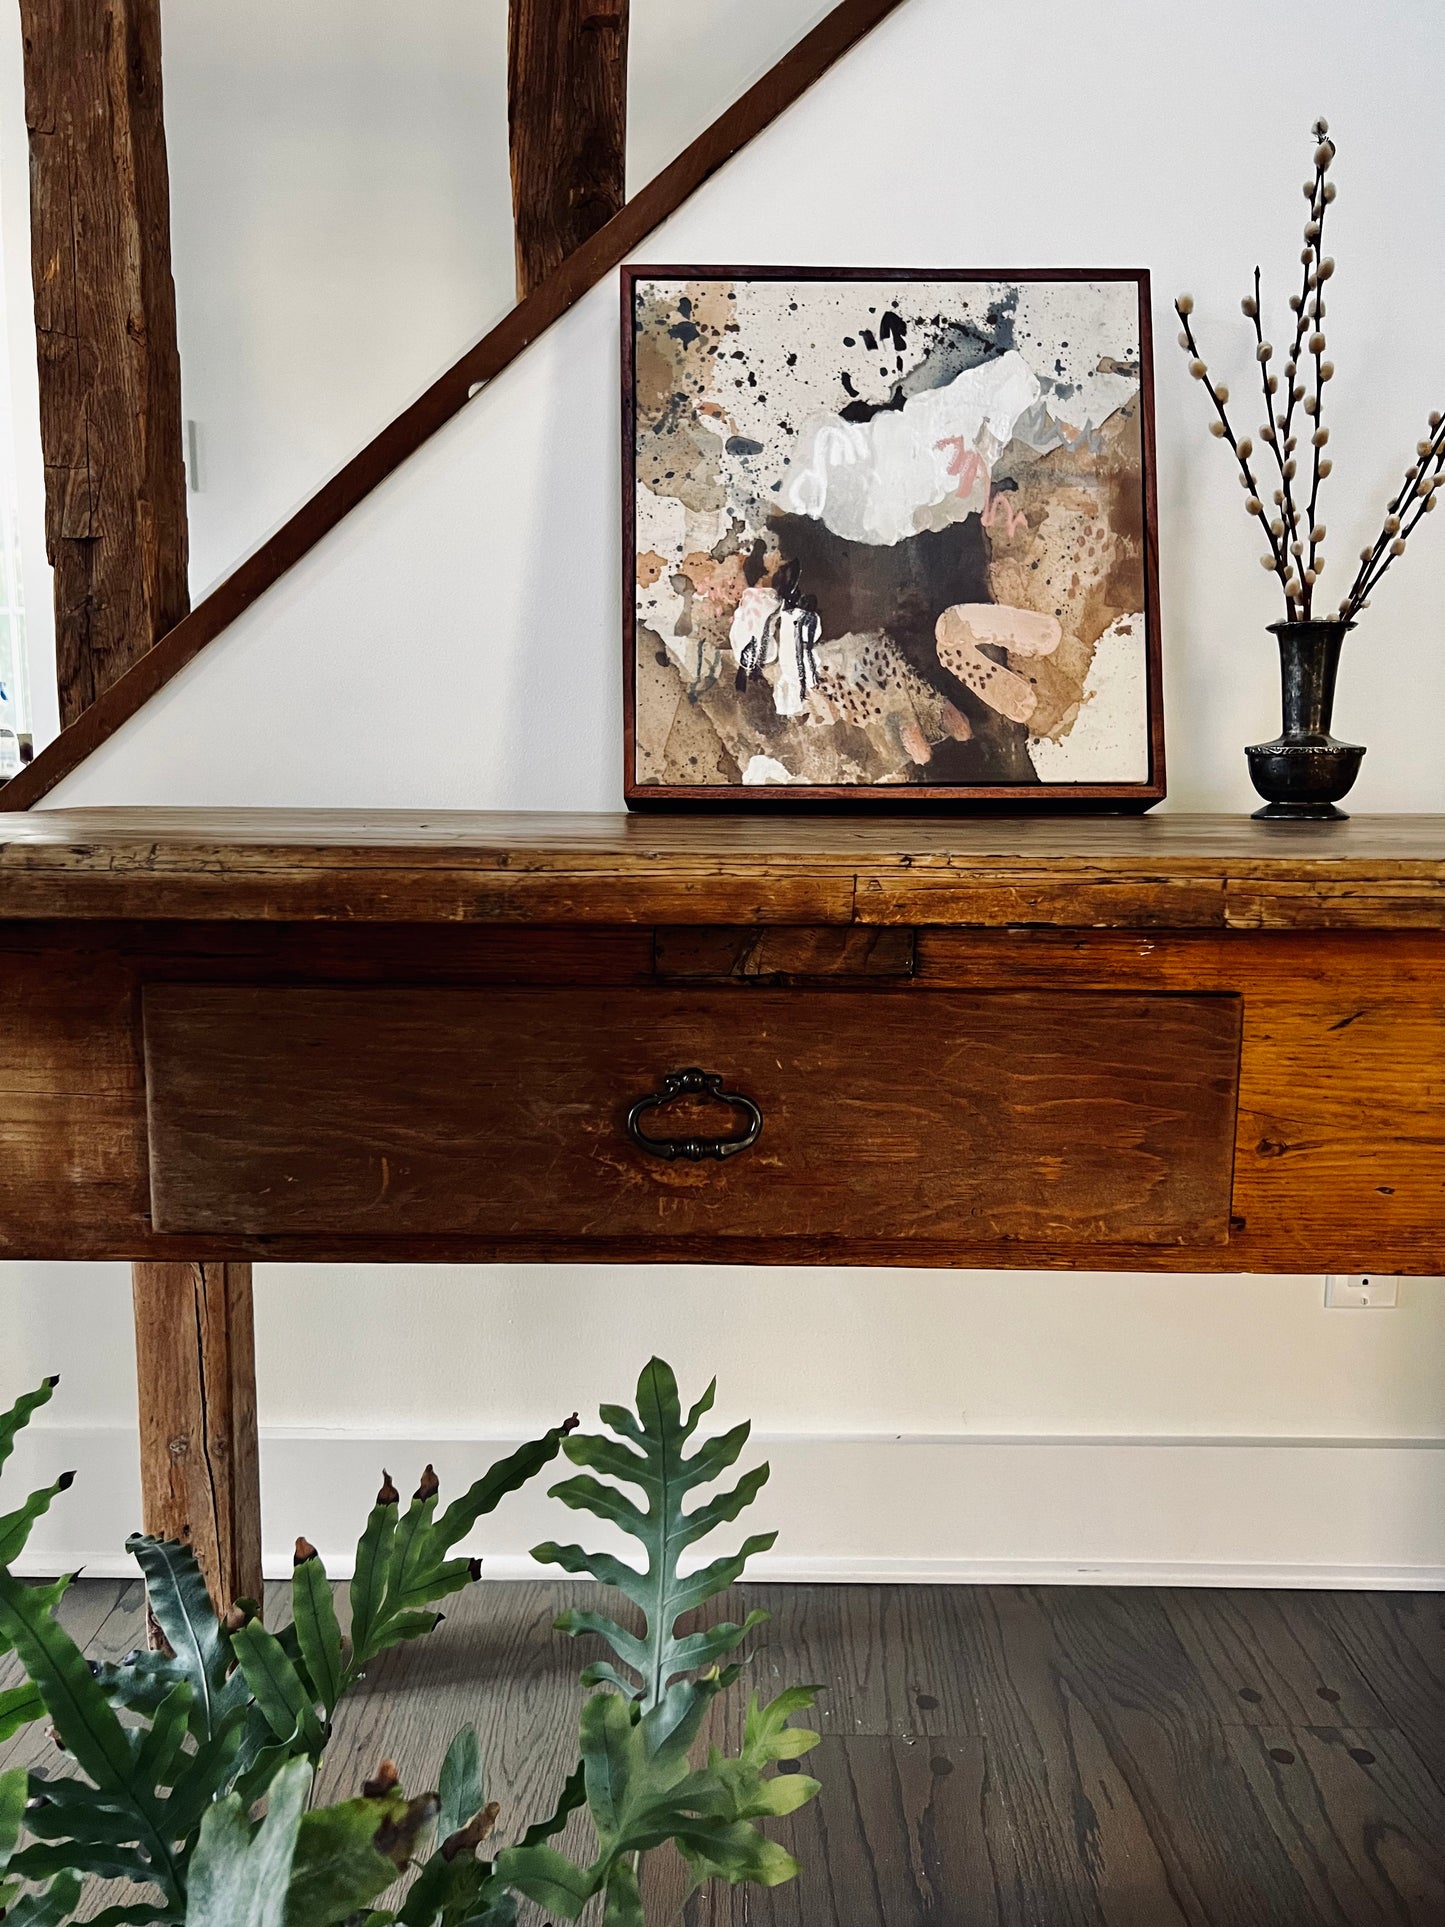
0,809,1441,1606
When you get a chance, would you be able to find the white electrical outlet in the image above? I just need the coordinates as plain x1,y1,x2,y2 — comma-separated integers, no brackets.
1324,1273,1399,1308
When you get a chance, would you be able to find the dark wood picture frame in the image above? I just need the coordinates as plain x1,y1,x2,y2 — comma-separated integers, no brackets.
622,264,1165,810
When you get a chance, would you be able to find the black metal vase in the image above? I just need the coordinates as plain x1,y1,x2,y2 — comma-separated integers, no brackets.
1246,619,1365,821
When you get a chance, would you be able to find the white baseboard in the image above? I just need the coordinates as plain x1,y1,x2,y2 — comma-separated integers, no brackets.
10,1427,1445,1590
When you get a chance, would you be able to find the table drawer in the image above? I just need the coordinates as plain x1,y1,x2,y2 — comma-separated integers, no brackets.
143,986,1241,1246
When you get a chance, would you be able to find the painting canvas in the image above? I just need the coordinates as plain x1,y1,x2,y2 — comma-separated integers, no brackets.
623,267,1163,805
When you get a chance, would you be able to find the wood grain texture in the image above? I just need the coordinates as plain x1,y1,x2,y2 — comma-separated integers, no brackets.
130,1261,262,1613
749,1736,999,1927
0,919,1439,1269
0,811,1440,930
141,985,1242,1246
1159,1587,1391,1731
0,0,914,811
654,924,915,980
1229,1725,1445,1927
508,0,627,298
948,1584,1324,1925
1304,1591,1445,1797
18,0,188,726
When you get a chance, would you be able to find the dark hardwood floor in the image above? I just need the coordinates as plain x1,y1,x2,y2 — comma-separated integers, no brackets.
3,1580,1442,1925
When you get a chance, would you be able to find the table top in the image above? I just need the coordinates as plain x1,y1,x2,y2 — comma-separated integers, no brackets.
0,809,1440,927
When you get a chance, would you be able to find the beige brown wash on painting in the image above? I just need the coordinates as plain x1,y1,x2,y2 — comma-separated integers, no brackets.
631,275,1150,790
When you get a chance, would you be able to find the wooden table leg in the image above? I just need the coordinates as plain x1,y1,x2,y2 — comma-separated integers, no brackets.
131,1261,262,1613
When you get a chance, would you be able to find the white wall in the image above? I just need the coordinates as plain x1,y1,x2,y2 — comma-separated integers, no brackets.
4,0,1445,1581
161,0,835,602
2,0,831,653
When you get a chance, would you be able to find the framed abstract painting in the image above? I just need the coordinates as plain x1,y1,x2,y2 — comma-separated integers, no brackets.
622,266,1164,808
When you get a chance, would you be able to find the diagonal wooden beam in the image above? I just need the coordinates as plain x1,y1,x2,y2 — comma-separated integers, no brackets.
509,0,629,300
18,0,190,727
1,0,914,812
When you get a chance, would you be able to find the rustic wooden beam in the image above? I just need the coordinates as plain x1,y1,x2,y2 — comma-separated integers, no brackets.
0,0,914,812
131,1261,262,1614
509,0,629,299
18,0,189,729
17,9,253,1621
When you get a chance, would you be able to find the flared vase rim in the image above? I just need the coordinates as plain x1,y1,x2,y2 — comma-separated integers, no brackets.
1266,617,1357,638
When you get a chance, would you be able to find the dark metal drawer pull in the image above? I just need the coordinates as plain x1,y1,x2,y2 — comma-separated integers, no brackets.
626,1067,762,1162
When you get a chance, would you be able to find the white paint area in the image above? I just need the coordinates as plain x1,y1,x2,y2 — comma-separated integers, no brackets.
1028,615,1151,783
0,0,1443,1576
742,753,798,784
786,351,1045,544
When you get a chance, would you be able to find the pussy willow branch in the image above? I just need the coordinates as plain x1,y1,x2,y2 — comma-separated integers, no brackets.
1175,302,1290,598
1345,423,1444,609
1340,418,1445,618
1248,266,1301,589
1250,148,1329,607
1301,149,1335,614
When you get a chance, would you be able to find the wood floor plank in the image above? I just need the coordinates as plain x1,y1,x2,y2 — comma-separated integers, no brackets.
315,1581,590,1829
3,1578,1442,1927
1229,1725,1445,1927
1300,1591,1445,1792
950,1586,1326,1926
1160,1588,1392,1729
735,1735,997,1927
746,1584,977,1737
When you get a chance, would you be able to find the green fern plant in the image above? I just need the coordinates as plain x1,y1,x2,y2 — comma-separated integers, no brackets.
498,1358,821,1924
535,1358,774,1709
0,1363,820,1926
0,1376,74,1751
0,1376,573,1923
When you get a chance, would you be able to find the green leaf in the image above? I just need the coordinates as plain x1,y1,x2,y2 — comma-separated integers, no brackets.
232,1620,326,1752
0,1764,25,1869
187,1754,312,1927
428,1430,578,1556
0,1679,45,1743
285,1791,435,1927
0,1376,57,1476
437,1726,483,1843
349,1428,572,1677
496,1680,807,1915
119,1537,244,1738
0,1573,147,1809
601,1859,643,1927
0,1572,201,1903
1,1869,84,1924
681,1687,821,1880
131,1680,193,1794
456,1894,517,1927
494,1841,595,1919
347,1481,399,1670
396,1851,487,1927
0,1470,76,1567
8,1836,153,1885
81,1906,171,1926
534,1359,775,1708
583,1690,637,1837
292,1550,345,1716
395,1726,501,1927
